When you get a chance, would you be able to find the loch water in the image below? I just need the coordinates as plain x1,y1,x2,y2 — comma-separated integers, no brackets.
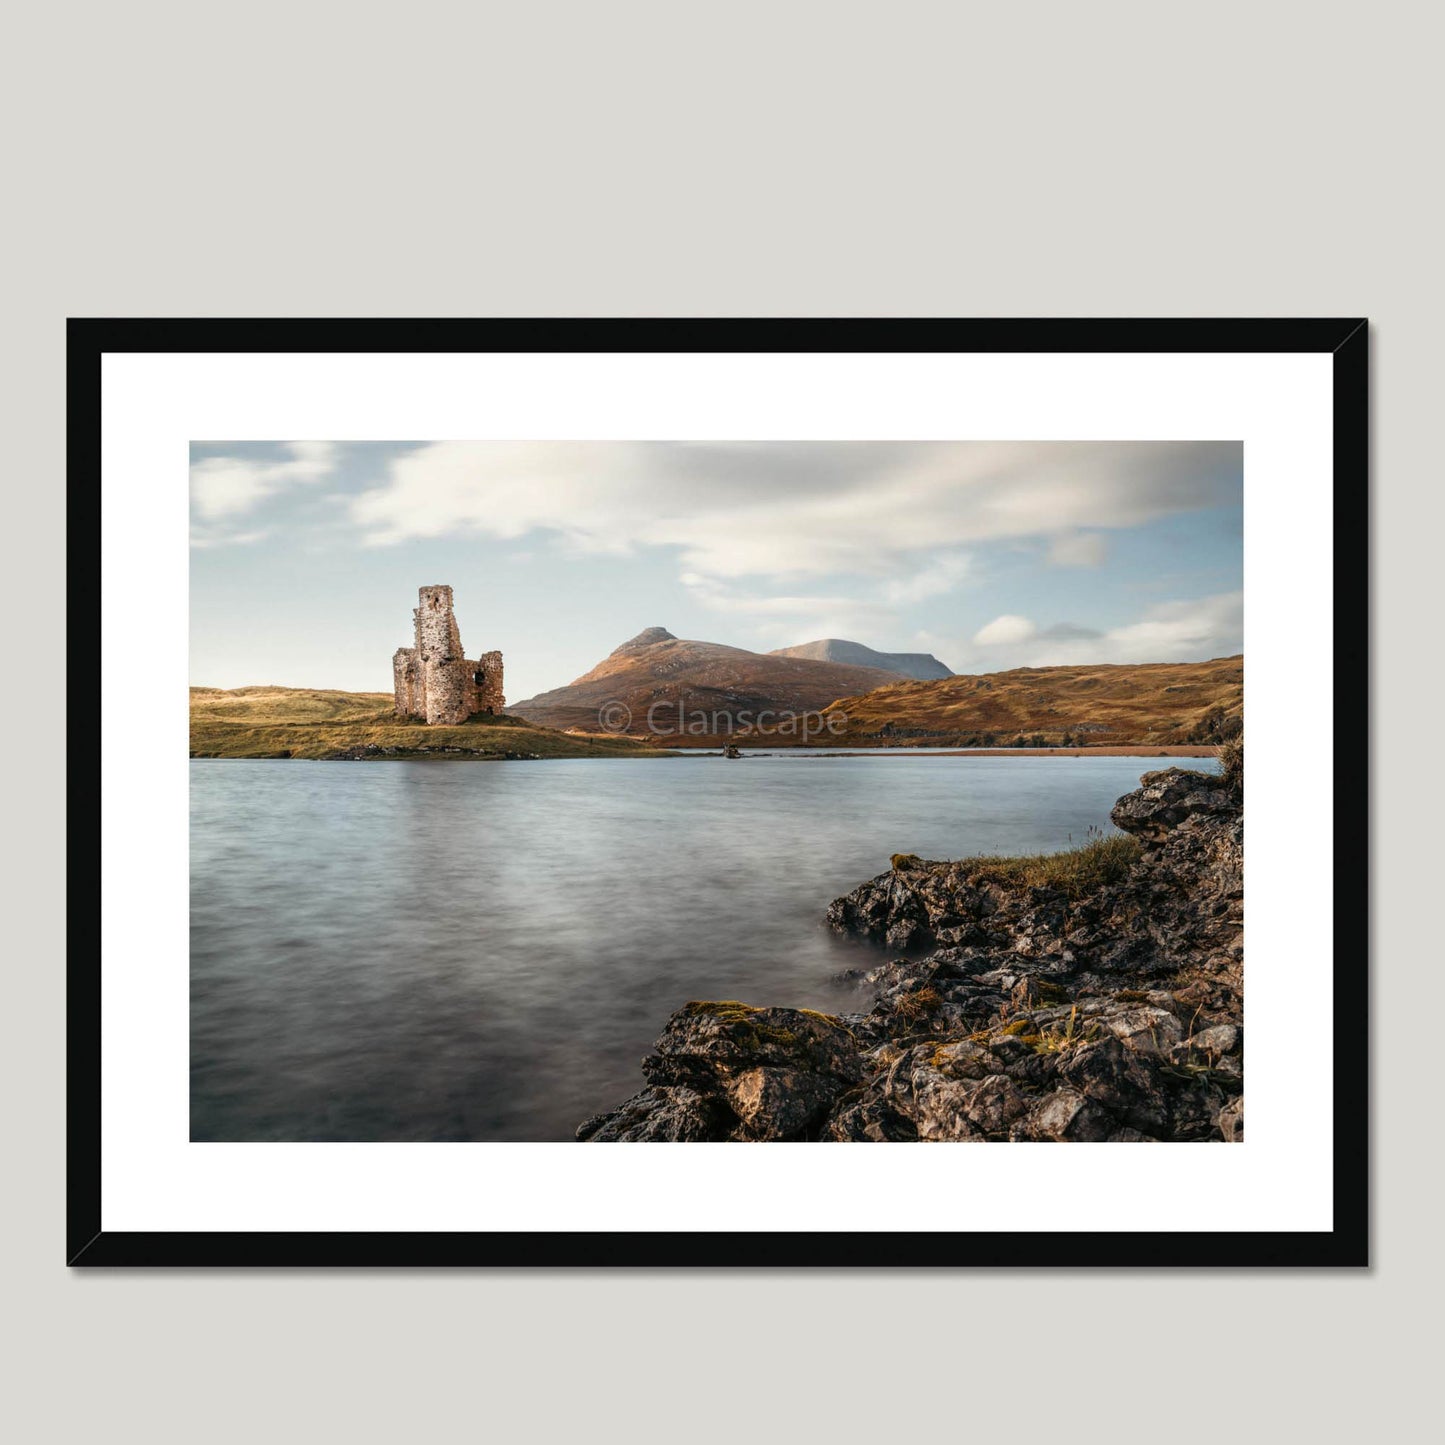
190,752,1216,1141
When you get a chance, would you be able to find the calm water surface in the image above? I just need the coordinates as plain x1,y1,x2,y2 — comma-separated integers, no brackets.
190,753,1215,1141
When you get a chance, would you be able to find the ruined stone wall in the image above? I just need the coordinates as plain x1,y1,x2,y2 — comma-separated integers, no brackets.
473,650,505,714
414,585,465,724
423,660,471,725
393,647,423,718
392,586,503,725
415,585,461,664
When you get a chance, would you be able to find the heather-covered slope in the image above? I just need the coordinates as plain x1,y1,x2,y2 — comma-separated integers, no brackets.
825,655,1243,747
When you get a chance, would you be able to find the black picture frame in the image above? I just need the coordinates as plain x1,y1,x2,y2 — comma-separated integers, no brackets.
68,317,1369,1268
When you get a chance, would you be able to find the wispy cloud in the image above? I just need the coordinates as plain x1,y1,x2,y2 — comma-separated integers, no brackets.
682,574,890,645
883,553,971,605
190,528,271,550
974,614,1037,646
190,441,339,546
349,441,1240,589
1098,591,1243,661
1048,531,1108,567
967,592,1241,670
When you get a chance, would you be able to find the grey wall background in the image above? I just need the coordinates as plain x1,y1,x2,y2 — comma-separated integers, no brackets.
4,1,1431,1438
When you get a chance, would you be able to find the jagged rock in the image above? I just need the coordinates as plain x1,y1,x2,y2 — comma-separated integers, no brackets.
1218,1095,1245,1142
926,1039,996,1078
581,1002,861,1142
822,1093,917,1142
575,1085,729,1142
988,1034,1036,1065
1057,1036,1170,1136
834,957,937,993
1169,1023,1240,1066
821,1045,1030,1142
1012,1088,1115,1142
1109,767,1240,842
937,1072,1031,1138
1191,1023,1240,1056
1168,1075,1231,1141
1105,1006,1184,1055
727,1067,838,1140
642,1002,862,1089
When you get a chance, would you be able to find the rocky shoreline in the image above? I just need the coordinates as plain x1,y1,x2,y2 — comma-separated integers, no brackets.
577,752,1243,1143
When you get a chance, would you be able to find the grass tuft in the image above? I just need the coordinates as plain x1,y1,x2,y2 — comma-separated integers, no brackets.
1026,1005,1099,1055
891,987,942,1024
958,828,1141,898
1217,735,1243,789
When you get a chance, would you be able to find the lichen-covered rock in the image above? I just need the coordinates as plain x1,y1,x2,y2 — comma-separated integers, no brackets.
580,1002,862,1141
574,1085,729,1141
727,1067,839,1140
642,1002,862,1090
1109,766,1239,842
1012,1088,1115,1142
1056,1036,1170,1137
1218,1094,1245,1142
1104,1006,1184,1056
580,763,1245,1143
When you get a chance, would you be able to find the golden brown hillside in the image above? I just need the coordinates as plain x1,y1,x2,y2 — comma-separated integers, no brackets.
189,686,396,724
509,627,905,736
823,656,1243,747
189,687,669,760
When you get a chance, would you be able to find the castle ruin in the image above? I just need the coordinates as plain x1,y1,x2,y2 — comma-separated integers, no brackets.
392,585,504,725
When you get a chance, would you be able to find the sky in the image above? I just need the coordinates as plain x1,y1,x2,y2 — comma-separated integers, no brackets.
190,440,1243,703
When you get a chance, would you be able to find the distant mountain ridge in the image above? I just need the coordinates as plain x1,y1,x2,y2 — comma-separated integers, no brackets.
510,629,1241,747
768,638,953,680
509,628,907,737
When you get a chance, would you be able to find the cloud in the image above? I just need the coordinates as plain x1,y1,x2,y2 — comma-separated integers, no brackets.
190,528,271,550
1095,590,1243,662
349,441,1240,588
190,441,340,551
1037,622,1104,641
1049,531,1108,567
683,574,889,644
957,592,1241,672
974,614,1037,646
883,553,970,605
191,441,338,522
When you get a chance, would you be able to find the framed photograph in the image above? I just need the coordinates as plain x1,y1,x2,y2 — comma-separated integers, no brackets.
70,318,1367,1266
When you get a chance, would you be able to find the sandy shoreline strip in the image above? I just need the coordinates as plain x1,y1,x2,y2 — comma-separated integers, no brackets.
659,744,1220,758
898,746,1217,758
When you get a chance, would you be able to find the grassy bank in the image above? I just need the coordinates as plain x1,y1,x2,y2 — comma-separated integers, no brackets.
189,687,670,760
891,830,1142,899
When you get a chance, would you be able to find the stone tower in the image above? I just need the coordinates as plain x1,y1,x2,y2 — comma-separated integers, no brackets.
392,585,504,724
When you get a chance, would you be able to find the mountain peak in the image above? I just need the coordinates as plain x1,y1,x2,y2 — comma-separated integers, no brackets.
768,638,954,681
614,626,677,653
